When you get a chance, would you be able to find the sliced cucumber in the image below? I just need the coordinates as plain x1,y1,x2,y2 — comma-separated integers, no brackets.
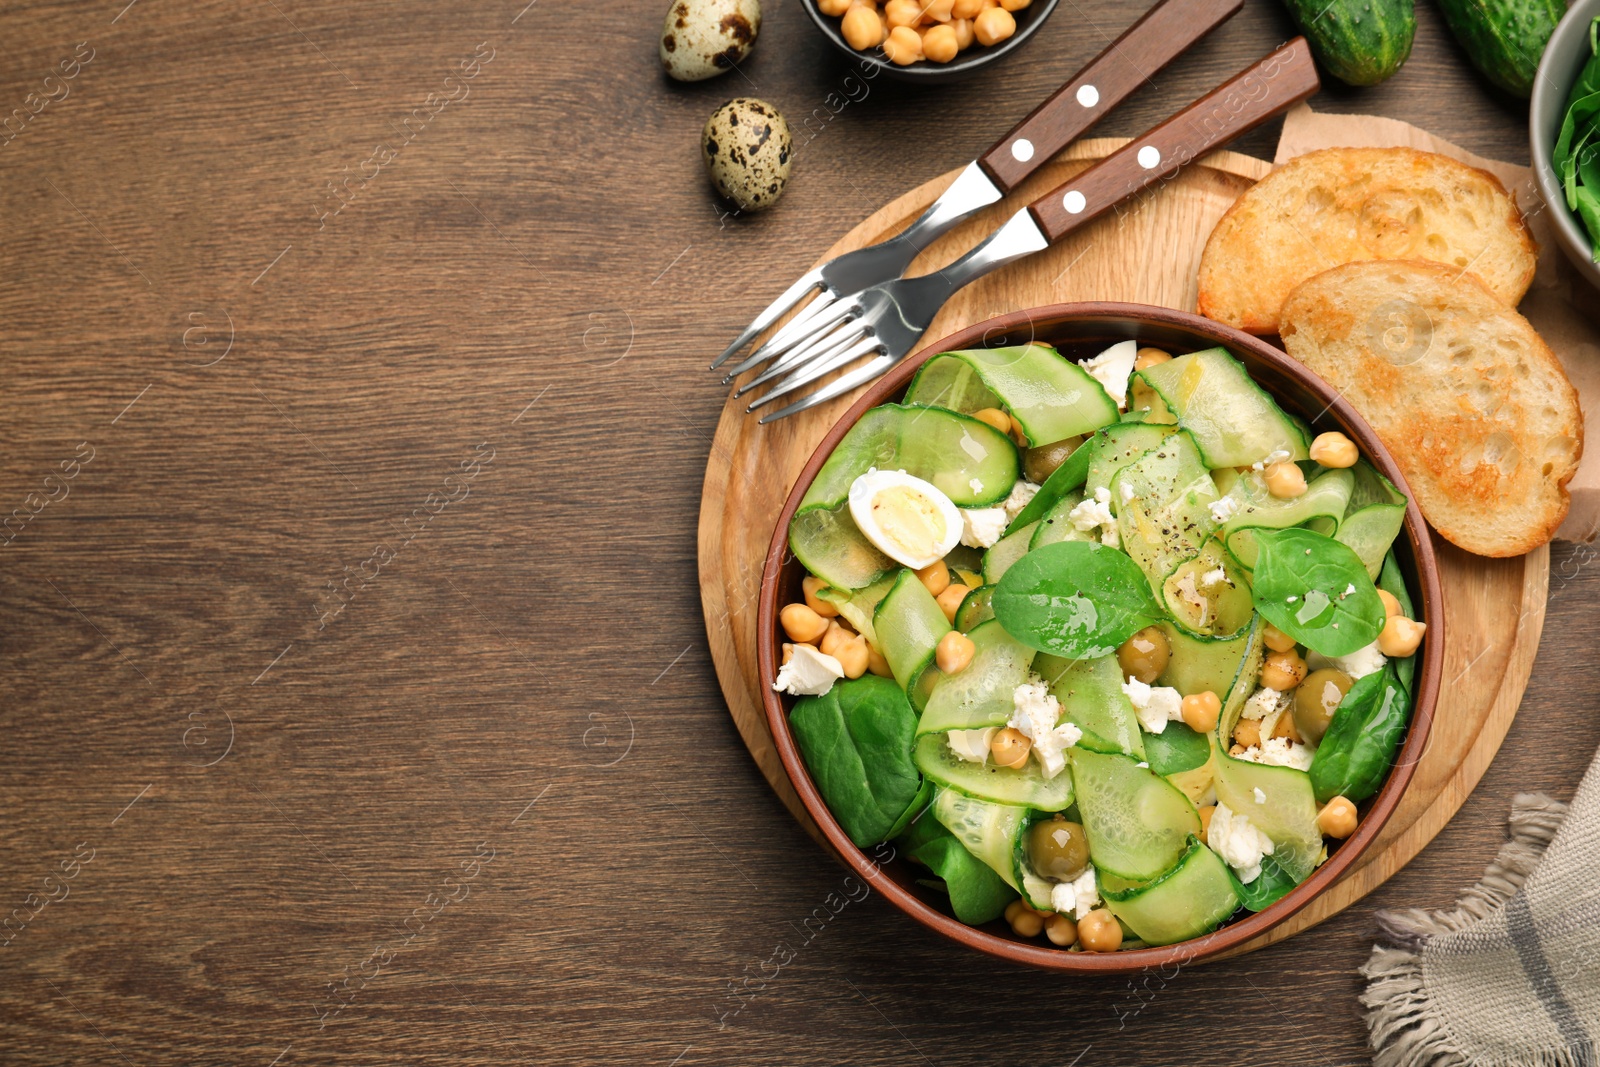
1134,347,1309,468
1336,461,1407,579
1015,854,1058,912
1161,539,1253,639
1165,751,1217,805
916,618,1035,734
1068,747,1199,881
1028,491,1093,549
790,404,1020,589
1217,620,1268,744
1085,422,1170,500
1042,653,1145,759
874,570,951,711
981,520,1039,584
930,788,1028,891
1216,468,1354,571
1155,618,1258,704
1102,838,1240,946
914,734,1074,810
1112,430,1220,590
1213,749,1323,882
815,573,897,649
904,345,1120,447
954,584,995,632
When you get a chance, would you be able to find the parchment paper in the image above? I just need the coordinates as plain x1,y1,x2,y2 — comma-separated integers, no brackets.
1275,104,1600,543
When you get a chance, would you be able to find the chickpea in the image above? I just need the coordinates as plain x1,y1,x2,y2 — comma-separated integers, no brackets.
881,23,923,61
819,619,854,658
972,5,1015,44
999,0,1030,9
1293,668,1352,744
1117,626,1170,684
1264,461,1307,499
819,0,852,14
936,630,976,674
1024,436,1081,483
916,559,952,597
921,23,958,60
1025,817,1089,880
922,0,955,20
991,727,1031,769
1009,905,1045,938
950,15,974,47
1198,804,1216,837
1044,912,1078,947
1378,615,1427,658
1262,622,1298,653
1180,690,1222,732
972,407,1013,436
1270,710,1302,743
835,635,870,679
1233,718,1262,749
1077,908,1123,952
1317,796,1359,839
1133,347,1172,371
951,0,984,16
867,644,894,678
1378,589,1402,618
801,575,840,618
780,603,829,644
841,3,887,47
884,0,923,25
935,583,968,623
1261,649,1308,691
1309,431,1359,468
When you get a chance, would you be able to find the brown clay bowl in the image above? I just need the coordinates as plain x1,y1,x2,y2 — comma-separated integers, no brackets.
756,302,1443,972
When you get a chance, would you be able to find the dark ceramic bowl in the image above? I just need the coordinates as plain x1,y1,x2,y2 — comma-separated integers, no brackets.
801,0,1061,83
757,303,1443,972
1530,0,1600,292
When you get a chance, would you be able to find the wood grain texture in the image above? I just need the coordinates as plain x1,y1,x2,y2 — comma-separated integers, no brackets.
0,0,1589,1063
699,146,1548,959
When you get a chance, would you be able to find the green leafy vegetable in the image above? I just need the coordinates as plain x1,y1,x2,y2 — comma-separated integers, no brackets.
1308,662,1412,805
1226,851,1299,912
1377,552,1418,694
1006,438,1093,532
1251,527,1386,657
992,540,1162,658
1141,722,1211,775
1554,19,1600,262
789,676,926,847
907,827,1018,924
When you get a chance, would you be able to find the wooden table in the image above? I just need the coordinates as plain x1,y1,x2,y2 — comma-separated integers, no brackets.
1,1,1594,1063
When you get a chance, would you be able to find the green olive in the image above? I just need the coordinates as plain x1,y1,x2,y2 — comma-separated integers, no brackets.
1117,626,1170,684
1293,668,1353,744
1024,436,1083,484
1026,818,1089,881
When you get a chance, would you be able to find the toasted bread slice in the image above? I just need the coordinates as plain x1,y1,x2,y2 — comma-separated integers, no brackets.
1199,148,1536,334
1279,260,1581,558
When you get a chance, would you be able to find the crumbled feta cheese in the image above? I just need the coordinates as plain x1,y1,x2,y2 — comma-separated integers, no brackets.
773,645,844,697
1250,448,1292,472
1068,486,1120,547
1342,583,1356,597
1201,567,1228,587
1209,802,1275,883
1171,569,1211,628
1003,480,1041,522
947,727,998,764
1254,787,1268,805
1237,737,1316,771
1209,496,1240,523
1081,339,1137,409
1119,481,1138,505
1122,676,1183,734
1307,640,1388,680
969,477,984,494
1240,686,1285,721
1048,867,1101,919
959,506,1009,549
1009,677,1080,779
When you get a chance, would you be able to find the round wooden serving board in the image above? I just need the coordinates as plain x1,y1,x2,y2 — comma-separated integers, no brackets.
698,138,1549,958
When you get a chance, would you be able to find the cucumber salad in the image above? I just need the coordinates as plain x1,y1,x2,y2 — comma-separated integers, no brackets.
774,340,1427,951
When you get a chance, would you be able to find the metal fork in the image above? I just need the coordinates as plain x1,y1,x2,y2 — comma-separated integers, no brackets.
743,38,1321,423
709,0,1244,380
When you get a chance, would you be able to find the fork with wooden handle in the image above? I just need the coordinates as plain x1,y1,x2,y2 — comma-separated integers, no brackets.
710,0,1246,380
744,38,1321,423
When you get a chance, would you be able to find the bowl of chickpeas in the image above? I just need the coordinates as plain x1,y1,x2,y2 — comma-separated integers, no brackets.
806,0,1061,80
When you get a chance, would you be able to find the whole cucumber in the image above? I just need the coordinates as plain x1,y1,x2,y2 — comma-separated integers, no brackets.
1435,0,1565,97
1281,0,1416,86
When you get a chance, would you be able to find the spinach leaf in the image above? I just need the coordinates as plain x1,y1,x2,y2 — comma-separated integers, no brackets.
1251,527,1386,657
1554,20,1600,259
1308,662,1411,805
1225,851,1300,912
789,675,925,848
908,827,1017,924
992,540,1161,658
1006,436,1094,532
1141,721,1211,775
1378,552,1418,694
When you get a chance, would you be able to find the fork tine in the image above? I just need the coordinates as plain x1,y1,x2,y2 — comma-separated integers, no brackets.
757,353,898,423
735,319,868,398
747,333,884,410
720,292,854,381
709,269,824,370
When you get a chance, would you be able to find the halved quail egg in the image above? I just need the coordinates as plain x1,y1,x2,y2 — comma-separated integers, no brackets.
847,468,962,570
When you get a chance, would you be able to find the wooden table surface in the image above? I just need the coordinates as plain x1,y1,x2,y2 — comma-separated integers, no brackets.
1,1,1595,1063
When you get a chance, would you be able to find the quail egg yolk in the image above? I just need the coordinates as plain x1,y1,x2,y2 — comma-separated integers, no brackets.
865,484,947,564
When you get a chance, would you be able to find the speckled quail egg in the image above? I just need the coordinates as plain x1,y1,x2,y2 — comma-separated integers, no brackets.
660,0,761,82
848,469,962,570
701,97,792,211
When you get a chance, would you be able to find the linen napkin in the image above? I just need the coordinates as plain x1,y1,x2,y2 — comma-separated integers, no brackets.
1360,750,1600,1066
